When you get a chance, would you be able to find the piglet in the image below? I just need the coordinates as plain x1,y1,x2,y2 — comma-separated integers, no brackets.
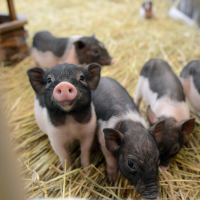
180,60,200,115
27,63,101,170
92,77,164,199
32,31,115,68
140,1,154,19
135,59,195,171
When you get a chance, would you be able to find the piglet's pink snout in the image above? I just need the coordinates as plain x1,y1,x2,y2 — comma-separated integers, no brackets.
53,82,77,102
145,4,151,11
110,58,116,65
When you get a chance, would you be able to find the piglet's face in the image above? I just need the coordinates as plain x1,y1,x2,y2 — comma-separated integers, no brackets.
143,1,152,11
104,120,165,199
147,106,195,171
27,63,101,112
158,118,195,171
74,35,115,66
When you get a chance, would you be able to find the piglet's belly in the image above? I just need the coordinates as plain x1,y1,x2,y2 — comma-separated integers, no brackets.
34,98,47,134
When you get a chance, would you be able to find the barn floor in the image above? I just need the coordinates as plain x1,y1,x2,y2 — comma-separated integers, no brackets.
1,0,200,199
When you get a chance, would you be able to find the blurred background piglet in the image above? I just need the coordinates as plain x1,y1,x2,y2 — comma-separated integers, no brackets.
32,31,115,68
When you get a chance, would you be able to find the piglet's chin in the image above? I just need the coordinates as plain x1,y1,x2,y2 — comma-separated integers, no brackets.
145,4,151,11
160,165,170,172
59,100,73,107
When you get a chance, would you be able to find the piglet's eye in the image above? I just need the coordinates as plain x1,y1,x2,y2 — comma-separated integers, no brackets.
173,145,179,153
171,143,180,155
47,78,52,83
93,49,99,54
174,147,178,152
79,76,85,81
128,161,135,169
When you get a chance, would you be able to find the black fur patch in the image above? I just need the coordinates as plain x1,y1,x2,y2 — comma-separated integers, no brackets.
46,104,92,126
92,77,140,121
140,59,185,101
36,93,45,108
33,31,68,57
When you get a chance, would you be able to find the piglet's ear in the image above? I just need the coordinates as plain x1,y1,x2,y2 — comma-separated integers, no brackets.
103,128,125,152
147,105,158,126
177,118,195,136
27,67,46,95
91,33,95,38
74,40,86,50
149,120,165,143
84,63,101,90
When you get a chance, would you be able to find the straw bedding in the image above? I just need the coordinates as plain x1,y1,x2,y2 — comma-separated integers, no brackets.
1,0,200,199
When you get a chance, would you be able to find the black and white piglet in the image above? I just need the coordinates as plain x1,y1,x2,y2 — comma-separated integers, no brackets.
135,59,195,171
32,31,115,68
180,60,200,115
27,63,101,170
92,77,164,199
140,1,154,19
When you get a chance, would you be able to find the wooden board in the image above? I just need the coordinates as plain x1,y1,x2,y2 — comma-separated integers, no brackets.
0,20,27,34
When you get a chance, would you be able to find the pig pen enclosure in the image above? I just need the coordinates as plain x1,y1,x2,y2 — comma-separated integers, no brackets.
1,0,200,199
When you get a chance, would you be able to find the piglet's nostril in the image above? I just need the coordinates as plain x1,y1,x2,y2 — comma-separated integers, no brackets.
69,89,73,93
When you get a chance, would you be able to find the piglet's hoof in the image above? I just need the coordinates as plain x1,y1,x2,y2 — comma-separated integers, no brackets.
107,167,117,182
83,168,90,174
160,165,170,172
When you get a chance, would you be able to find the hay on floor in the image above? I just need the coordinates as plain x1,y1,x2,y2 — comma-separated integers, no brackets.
1,0,200,199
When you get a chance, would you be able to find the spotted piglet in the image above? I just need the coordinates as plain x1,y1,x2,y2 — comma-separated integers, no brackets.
92,77,165,199
135,59,195,171
140,1,154,19
32,31,115,68
27,63,101,170
180,60,200,115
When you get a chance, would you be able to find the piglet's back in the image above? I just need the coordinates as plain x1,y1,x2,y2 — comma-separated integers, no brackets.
33,31,68,57
141,59,185,101
91,77,139,121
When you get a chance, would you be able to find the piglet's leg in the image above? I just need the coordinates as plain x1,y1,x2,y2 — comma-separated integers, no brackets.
134,96,142,108
102,145,118,182
80,135,94,173
134,76,144,108
58,147,71,169
49,139,71,169
98,130,118,182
